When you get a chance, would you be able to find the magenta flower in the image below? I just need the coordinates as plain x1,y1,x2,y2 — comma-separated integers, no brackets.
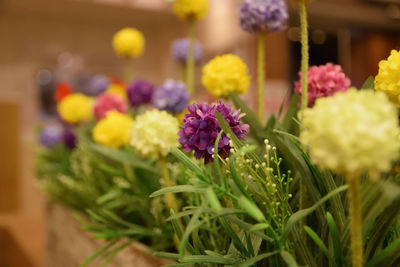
93,93,127,120
295,63,351,107
178,102,249,163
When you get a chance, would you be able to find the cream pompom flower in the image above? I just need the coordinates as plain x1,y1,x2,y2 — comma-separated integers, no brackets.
92,111,133,149
57,93,93,124
375,49,400,106
130,109,179,158
173,0,208,21
112,28,145,58
300,89,400,179
202,54,250,99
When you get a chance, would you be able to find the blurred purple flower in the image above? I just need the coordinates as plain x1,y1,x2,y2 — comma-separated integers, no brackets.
127,80,155,107
239,0,288,33
86,75,110,96
171,38,203,64
62,128,77,149
152,80,190,114
39,125,63,148
178,102,249,163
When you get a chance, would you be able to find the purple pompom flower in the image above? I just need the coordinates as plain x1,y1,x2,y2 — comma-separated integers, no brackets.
178,102,249,163
127,80,155,107
152,79,190,114
239,0,288,33
171,38,203,64
86,75,110,96
39,125,63,148
62,128,77,149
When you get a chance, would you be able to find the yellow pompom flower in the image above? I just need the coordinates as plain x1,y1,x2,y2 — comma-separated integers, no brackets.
202,54,250,98
130,109,179,158
300,89,400,179
112,28,145,58
173,0,208,21
375,49,400,106
57,93,93,124
106,83,127,101
92,111,133,149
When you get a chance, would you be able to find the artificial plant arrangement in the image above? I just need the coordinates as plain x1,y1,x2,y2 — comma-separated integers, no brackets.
36,0,400,266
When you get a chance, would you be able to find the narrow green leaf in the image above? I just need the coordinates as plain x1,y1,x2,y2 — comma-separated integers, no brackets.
280,251,299,267
366,239,400,267
150,185,207,198
326,212,344,267
361,76,375,90
304,226,335,264
238,251,280,267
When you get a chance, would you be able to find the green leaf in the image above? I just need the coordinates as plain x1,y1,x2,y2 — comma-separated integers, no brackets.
361,76,375,90
171,147,209,181
326,212,344,267
304,226,334,264
366,239,400,267
281,93,300,133
80,240,119,267
280,185,348,243
238,251,280,267
280,251,298,267
150,185,207,198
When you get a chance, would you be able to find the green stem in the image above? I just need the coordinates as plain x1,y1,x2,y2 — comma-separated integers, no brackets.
186,20,196,95
124,57,134,84
299,0,309,110
257,32,266,123
347,176,363,267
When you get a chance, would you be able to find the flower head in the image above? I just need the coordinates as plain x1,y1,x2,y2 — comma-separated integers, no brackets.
240,0,288,33
93,111,133,149
152,80,190,114
295,63,351,107
55,83,72,103
39,126,63,148
173,0,208,21
178,102,249,163
375,49,400,106
127,80,154,107
85,75,109,96
130,109,179,158
300,89,400,178
57,93,93,124
171,38,203,64
112,28,145,58
93,93,128,120
105,83,127,101
202,54,250,98
62,128,77,149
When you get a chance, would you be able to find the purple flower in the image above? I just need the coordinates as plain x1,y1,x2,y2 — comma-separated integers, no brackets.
171,38,203,64
39,125,63,148
85,75,110,96
127,80,155,107
152,80,190,114
239,0,288,33
178,102,249,163
62,128,77,149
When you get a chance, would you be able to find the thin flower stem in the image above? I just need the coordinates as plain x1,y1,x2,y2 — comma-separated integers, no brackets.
124,57,134,83
257,32,266,122
186,20,196,95
347,176,363,267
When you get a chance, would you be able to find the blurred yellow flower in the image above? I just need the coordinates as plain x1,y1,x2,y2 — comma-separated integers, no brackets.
106,83,127,101
173,0,208,21
112,28,145,58
92,111,133,149
300,89,400,179
130,109,179,158
375,49,400,106
57,93,93,124
202,54,250,98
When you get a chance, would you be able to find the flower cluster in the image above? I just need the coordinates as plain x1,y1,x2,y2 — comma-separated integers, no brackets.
171,38,203,64
173,0,209,21
93,93,127,120
130,109,179,158
85,75,109,96
202,54,250,98
112,28,145,58
295,63,351,107
239,0,288,33
300,89,400,178
127,80,154,107
57,93,93,124
92,111,133,149
152,80,190,114
178,102,249,163
375,49,400,106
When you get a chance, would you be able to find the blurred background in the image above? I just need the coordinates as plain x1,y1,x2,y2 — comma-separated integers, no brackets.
1,0,400,266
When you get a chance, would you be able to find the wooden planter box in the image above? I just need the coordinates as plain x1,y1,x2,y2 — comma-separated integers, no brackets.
47,204,172,267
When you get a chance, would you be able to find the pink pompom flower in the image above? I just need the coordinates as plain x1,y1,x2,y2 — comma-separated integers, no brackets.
295,63,351,107
93,93,127,120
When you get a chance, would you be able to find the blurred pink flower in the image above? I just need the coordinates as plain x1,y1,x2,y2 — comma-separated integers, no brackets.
295,63,351,107
93,93,127,120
